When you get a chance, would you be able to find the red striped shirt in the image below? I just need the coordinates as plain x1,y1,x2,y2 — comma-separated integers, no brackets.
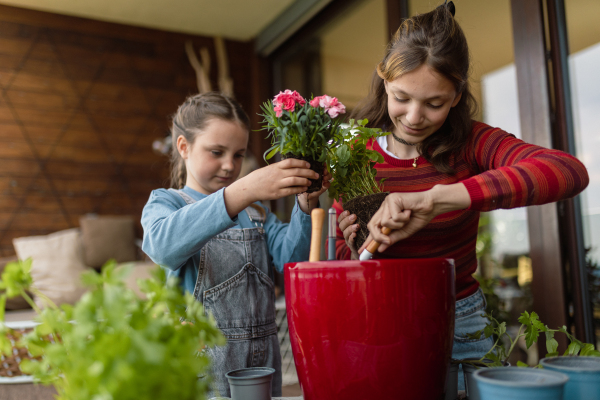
334,121,589,299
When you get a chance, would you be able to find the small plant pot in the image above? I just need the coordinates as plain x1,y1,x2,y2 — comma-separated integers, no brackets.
445,360,459,400
473,367,569,400
462,358,510,400
282,153,324,193
225,367,275,400
540,356,600,400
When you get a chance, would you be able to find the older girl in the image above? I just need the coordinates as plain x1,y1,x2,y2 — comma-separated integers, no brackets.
335,1,589,389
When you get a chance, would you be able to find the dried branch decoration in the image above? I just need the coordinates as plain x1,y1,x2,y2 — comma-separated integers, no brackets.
185,40,211,93
214,37,234,97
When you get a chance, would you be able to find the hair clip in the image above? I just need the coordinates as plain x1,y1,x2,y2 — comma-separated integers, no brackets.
443,0,456,17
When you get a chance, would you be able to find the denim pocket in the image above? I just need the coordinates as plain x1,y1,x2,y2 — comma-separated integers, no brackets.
454,308,489,343
454,290,489,343
203,262,276,331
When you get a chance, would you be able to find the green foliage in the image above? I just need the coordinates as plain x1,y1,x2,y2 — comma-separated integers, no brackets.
0,259,225,400
327,119,390,203
474,275,510,327
261,97,343,162
464,310,600,369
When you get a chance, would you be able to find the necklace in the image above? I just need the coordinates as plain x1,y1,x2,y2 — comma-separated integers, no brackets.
391,131,417,146
391,135,419,168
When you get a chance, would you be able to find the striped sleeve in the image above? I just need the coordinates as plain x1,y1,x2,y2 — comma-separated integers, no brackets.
462,123,589,211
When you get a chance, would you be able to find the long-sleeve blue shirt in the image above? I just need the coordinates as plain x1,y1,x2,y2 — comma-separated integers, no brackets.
141,186,312,295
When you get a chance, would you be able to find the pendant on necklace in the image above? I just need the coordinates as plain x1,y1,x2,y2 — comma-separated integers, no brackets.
412,157,418,168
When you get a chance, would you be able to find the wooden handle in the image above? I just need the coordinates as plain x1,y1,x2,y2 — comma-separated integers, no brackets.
310,208,325,262
365,226,392,254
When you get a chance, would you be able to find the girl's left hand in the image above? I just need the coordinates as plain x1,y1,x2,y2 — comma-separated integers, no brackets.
359,191,434,253
358,183,471,254
298,167,331,214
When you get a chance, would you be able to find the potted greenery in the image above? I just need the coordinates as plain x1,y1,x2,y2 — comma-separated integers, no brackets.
327,118,390,249
0,259,225,400
460,311,600,400
261,90,346,193
472,367,569,400
539,327,600,400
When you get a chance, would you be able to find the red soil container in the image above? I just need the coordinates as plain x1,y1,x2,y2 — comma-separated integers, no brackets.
284,259,455,400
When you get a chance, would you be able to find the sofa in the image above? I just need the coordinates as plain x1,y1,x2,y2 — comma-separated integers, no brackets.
0,214,156,322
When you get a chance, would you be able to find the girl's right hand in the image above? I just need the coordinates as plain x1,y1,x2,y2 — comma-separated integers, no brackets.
224,159,318,217
338,210,360,260
245,158,318,200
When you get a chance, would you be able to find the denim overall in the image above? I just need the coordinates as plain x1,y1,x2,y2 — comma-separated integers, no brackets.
171,190,282,398
452,288,494,390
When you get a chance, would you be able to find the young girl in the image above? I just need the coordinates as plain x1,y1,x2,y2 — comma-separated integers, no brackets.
141,92,328,397
334,1,589,389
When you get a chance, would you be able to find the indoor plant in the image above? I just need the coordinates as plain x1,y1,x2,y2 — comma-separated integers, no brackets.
539,326,600,400
261,90,346,193
0,259,225,400
327,118,390,249
539,356,600,400
460,311,599,400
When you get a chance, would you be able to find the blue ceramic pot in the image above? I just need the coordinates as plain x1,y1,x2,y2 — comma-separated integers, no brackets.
462,358,510,400
473,367,568,400
540,356,600,400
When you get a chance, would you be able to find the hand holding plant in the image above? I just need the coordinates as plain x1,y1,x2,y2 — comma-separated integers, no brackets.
327,118,389,203
261,90,345,193
328,119,390,249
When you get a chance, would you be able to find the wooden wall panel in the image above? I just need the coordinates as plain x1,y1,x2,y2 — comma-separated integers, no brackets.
0,4,255,256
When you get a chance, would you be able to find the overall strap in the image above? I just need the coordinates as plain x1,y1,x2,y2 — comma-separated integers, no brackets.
246,204,266,228
168,188,196,205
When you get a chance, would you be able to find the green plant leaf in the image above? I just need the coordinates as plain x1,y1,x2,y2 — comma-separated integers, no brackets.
465,330,483,340
565,341,582,356
525,324,540,349
265,146,279,160
516,361,529,367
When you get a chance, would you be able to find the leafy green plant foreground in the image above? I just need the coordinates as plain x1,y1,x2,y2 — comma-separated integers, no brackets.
0,259,225,400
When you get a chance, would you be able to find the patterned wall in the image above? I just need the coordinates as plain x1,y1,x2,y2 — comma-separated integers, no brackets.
0,5,254,256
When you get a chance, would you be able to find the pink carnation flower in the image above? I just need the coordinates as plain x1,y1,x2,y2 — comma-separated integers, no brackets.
310,95,346,118
273,90,306,117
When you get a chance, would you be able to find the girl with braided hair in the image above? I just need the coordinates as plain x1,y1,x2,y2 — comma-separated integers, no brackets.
142,92,329,397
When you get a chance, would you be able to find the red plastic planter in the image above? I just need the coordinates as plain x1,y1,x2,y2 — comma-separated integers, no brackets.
284,259,455,400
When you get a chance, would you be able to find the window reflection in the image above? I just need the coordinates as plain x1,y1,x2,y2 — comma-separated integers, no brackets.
566,0,600,349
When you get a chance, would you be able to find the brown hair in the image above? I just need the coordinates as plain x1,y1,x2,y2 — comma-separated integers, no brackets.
170,92,251,189
351,2,477,174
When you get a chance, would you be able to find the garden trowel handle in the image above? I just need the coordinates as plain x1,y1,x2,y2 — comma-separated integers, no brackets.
310,208,325,262
359,226,392,261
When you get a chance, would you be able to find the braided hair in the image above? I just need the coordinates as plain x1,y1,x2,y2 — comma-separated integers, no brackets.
169,92,250,189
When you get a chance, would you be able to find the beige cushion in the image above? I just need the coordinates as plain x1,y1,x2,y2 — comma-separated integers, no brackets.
80,215,136,269
12,228,88,309
116,261,157,298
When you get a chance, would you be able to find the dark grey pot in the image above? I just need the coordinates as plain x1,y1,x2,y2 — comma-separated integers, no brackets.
225,367,275,400
445,360,459,400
